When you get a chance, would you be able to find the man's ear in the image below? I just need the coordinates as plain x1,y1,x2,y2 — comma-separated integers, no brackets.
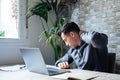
70,32,75,37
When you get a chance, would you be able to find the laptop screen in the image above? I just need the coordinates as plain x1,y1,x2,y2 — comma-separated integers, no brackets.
20,47,49,75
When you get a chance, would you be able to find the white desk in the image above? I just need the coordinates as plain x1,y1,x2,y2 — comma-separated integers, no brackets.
0,65,120,80
0,65,59,80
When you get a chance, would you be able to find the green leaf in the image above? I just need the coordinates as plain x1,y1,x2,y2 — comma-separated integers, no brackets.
59,18,65,26
0,31,5,37
27,1,52,22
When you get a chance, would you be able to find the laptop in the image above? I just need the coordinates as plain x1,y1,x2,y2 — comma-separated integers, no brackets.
20,47,70,76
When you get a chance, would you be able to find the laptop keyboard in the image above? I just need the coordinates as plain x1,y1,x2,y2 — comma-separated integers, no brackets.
47,67,60,73
47,67,71,75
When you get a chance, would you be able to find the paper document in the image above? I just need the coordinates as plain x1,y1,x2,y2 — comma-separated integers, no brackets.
51,69,98,80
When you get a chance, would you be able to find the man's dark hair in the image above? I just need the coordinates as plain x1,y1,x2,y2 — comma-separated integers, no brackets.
58,22,80,36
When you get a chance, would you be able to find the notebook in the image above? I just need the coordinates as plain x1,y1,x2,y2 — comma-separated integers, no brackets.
20,47,70,76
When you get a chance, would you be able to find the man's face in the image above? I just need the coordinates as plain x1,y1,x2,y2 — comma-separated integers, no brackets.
61,32,78,48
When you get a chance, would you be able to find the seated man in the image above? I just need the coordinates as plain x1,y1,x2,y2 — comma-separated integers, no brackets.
55,22,108,72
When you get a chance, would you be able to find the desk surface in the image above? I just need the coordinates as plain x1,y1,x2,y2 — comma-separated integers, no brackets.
0,65,120,80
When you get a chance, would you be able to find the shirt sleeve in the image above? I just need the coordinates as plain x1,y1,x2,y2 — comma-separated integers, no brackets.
80,31,108,48
55,49,73,66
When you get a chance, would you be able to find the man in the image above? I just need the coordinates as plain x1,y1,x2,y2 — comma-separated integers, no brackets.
55,22,108,72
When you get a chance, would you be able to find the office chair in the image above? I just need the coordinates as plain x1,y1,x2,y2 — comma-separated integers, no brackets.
108,53,116,73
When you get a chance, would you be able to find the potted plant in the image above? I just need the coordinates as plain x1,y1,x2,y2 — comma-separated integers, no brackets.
27,0,66,61
0,31,5,37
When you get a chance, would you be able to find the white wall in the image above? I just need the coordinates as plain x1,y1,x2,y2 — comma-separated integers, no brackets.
0,0,55,66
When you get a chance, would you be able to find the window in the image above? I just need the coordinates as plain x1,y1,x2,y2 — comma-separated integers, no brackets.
0,0,19,38
0,0,27,43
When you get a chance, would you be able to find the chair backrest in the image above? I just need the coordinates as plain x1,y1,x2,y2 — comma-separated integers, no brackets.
108,53,116,73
